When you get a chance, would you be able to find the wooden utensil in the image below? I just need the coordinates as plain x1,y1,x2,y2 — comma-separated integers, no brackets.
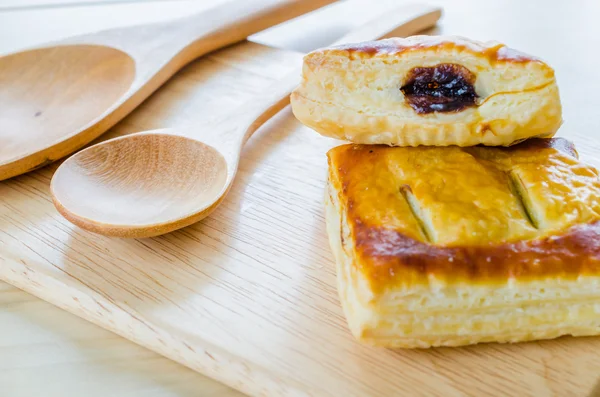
0,0,338,182
50,4,442,238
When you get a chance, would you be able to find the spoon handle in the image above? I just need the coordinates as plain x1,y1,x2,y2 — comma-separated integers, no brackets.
224,4,442,149
169,0,337,58
63,0,336,62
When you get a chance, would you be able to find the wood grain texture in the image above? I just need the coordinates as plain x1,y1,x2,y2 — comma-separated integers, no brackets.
0,44,136,170
0,282,243,397
2,0,600,396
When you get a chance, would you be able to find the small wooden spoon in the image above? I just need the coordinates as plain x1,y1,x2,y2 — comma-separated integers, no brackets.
51,4,442,238
0,0,337,181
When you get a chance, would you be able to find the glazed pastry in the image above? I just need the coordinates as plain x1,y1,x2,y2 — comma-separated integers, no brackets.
326,138,600,348
292,36,562,147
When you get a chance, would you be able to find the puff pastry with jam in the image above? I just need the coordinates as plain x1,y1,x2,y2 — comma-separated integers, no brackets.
326,138,600,348
292,36,562,147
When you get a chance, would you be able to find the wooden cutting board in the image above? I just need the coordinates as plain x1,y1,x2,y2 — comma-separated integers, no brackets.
2,2,600,395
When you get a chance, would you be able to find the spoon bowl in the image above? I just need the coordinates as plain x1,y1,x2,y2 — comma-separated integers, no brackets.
0,45,135,177
52,132,228,237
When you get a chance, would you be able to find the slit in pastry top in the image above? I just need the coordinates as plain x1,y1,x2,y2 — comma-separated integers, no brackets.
291,35,563,147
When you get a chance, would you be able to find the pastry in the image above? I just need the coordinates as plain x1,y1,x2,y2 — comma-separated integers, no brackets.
292,36,562,147
326,138,600,348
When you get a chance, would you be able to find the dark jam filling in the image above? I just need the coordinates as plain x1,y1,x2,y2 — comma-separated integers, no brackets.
400,64,478,114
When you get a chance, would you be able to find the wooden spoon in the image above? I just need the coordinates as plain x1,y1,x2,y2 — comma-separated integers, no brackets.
0,0,337,182
51,4,442,238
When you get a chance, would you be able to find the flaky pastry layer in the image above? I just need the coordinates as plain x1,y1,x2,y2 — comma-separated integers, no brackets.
326,139,600,347
292,35,562,146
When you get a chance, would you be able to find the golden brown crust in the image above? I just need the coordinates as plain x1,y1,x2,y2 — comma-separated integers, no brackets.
354,220,600,286
316,35,542,64
327,138,600,292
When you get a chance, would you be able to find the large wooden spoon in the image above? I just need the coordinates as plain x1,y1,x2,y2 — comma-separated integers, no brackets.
0,0,337,181
51,4,442,238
